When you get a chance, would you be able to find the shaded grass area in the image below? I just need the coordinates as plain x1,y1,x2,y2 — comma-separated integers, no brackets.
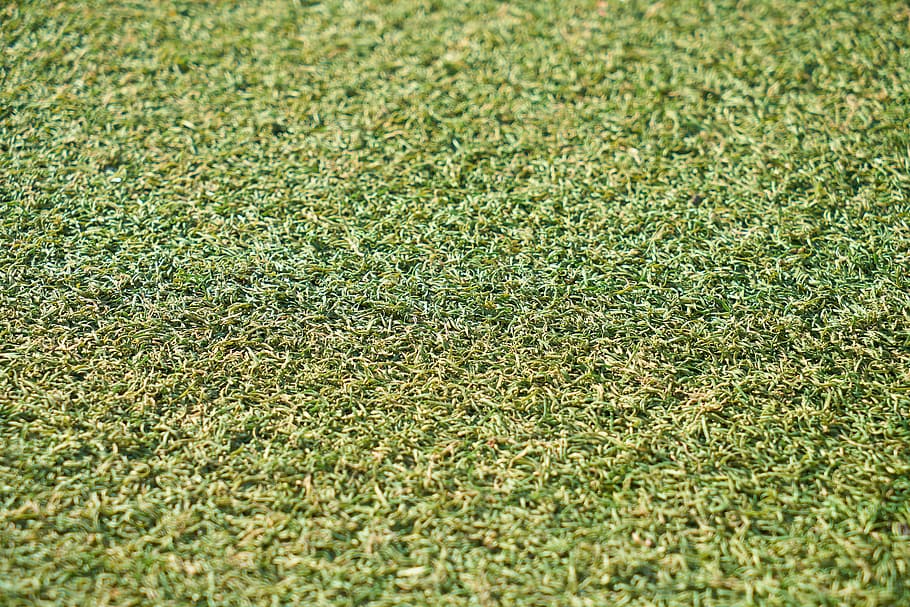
2,0,910,604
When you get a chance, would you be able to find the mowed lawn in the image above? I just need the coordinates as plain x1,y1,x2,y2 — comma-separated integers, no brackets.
2,1,910,605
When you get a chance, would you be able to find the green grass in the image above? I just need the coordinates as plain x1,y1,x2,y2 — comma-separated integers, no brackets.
2,0,910,604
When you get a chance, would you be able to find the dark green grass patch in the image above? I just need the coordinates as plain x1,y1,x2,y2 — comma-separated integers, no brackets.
2,0,910,605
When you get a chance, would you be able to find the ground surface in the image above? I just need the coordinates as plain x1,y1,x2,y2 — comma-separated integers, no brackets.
2,1,910,605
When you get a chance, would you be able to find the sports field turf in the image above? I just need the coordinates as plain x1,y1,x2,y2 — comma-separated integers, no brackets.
2,1,909,605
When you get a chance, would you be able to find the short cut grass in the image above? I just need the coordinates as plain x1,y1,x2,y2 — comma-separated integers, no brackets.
1,0,910,605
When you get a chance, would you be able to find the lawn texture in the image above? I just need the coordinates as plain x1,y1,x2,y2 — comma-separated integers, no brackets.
2,0,910,605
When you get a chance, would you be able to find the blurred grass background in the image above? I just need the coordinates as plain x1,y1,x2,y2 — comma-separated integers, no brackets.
1,0,909,605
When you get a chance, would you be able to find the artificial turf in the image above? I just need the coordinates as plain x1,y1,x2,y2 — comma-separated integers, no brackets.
2,0,910,605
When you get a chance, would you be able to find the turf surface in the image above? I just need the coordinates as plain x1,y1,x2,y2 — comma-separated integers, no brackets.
2,0,910,605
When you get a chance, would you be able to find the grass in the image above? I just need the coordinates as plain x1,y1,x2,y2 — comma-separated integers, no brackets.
1,0,909,604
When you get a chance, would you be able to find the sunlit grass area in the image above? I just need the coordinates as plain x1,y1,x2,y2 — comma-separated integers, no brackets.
2,1,909,605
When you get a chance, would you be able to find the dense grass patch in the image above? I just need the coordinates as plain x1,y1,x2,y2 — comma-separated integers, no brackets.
2,0,909,604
